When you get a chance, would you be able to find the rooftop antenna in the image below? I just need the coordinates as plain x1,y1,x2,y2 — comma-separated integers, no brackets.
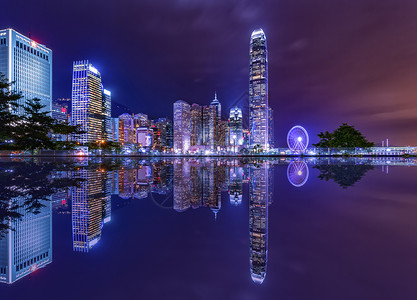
28,32,31,39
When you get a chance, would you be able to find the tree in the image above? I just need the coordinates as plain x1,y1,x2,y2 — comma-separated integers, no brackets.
15,98,55,152
313,123,374,148
0,74,23,146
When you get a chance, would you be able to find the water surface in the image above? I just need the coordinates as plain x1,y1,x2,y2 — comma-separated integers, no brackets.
0,157,416,300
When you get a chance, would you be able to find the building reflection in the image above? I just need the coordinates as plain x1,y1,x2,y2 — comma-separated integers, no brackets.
249,162,272,284
0,197,52,284
71,168,111,253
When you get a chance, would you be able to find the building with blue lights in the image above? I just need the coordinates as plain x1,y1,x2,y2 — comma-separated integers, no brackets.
72,60,109,144
249,28,270,150
0,28,52,116
229,106,244,150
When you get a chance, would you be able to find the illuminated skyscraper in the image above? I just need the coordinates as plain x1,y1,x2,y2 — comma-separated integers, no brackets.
173,100,191,152
0,197,52,284
190,104,203,146
249,162,271,284
72,60,105,144
0,28,52,116
103,89,112,141
118,113,135,144
210,92,221,120
249,29,269,149
229,107,244,148
202,105,216,150
268,106,274,148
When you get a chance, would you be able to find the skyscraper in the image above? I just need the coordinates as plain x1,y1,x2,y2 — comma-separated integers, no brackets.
0,28,52,116
202,105,216,150
229,106,244,148
268,106,274,148
210,92,221,121
173,100,191,152
72,60,105,144
103,89,112,141
249,28,269,150
190,103,203,146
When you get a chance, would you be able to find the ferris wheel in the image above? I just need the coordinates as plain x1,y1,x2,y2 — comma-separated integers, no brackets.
287,160,309,187
287,125,309,153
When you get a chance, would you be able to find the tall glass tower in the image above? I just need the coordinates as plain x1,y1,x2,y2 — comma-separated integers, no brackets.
71,60,104,144
0,28,52,115
249,28,269,149
173,100,191,152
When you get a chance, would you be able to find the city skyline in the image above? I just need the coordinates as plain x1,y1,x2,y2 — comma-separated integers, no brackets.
3,1,417,146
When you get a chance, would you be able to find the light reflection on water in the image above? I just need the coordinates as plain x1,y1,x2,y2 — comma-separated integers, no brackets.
0,157,415,299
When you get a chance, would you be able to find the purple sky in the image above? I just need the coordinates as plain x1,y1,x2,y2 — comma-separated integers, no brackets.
2,0,417,146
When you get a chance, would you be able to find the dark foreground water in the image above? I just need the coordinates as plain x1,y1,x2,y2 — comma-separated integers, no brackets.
0,157,417,300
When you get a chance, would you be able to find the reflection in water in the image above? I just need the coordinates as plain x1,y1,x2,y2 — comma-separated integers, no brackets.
1,157,391,286
314,163,374,188
287,160,309,187
0,197,52,284
249,162,272,284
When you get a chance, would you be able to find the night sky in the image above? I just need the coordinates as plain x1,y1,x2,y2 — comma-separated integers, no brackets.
2,0,417,147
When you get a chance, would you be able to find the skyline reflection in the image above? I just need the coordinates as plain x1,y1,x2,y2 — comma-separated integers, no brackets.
0,157,408,285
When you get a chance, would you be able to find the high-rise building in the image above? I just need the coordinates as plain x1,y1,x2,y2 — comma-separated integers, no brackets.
210,92,221,121
133,113,149,128
249,29,269,149
190,104,203,146
202,105,216,150
173,100,191,152
0,197,52,284
216,120,229,149
151,118,172,151
72,60,105,144
229,106,244,148
0,29,52,116
118,113,135,144
103,89,112,141
268,106,274,148
110,117,119,142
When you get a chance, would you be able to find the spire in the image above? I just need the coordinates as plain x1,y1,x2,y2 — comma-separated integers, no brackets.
214,91,217,100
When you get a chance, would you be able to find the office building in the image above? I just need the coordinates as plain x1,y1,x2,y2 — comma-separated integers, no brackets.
190,104,203,146
249,29,269,149
210,92,221,121
103,89,112,141
0,28,52,116
71,60,105,144
202,105,216,150
173,100,191,152
229,107,244,148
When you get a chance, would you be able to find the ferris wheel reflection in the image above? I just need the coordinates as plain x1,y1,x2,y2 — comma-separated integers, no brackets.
287,160,309,187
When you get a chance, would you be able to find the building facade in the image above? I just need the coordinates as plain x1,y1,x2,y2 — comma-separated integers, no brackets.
190,104,203,146
0,28,52,116
210,92,221,121
229,106,244,148
249,28,269,149
103,89,112,141
71,60,105,144
173,100,191,152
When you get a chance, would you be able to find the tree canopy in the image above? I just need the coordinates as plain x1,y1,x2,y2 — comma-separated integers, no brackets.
313,123,374,148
